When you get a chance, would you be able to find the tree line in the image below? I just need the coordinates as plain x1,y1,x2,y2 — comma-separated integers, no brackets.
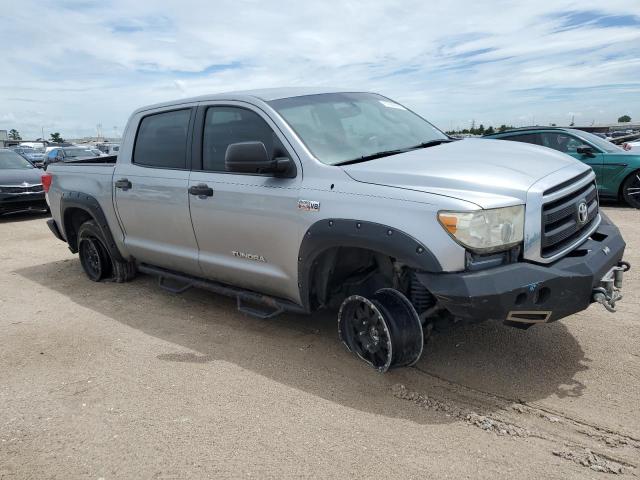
6,129,65,143
445,124,515,136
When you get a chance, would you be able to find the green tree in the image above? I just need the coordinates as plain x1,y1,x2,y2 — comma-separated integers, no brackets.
8,129,22,140
485,126,495,135
49,132,64,143
618,115,631,123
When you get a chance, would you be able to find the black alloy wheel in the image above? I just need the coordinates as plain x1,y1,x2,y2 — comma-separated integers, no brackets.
338,288,424,372
79,236,109,281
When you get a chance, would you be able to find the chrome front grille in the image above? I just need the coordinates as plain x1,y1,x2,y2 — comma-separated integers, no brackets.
541,181,598,258
0,184,44,194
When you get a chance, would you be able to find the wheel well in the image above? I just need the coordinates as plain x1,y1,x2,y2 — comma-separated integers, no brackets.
63,207,94,252
308,247,400,310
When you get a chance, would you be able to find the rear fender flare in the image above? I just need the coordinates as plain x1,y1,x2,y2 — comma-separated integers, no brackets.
60,191,126,262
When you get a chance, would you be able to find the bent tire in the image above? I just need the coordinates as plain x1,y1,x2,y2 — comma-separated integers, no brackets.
338,288,424,372
622,170,640,209
77,220,136,282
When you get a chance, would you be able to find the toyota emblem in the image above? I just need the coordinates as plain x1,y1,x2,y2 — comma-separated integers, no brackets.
577,201,588,224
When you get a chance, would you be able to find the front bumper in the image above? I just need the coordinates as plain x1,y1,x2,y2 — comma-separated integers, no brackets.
0,192,47,215
416,213,628,326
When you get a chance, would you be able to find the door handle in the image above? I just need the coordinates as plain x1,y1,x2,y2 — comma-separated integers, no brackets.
115,178,132,190
189,183,214,198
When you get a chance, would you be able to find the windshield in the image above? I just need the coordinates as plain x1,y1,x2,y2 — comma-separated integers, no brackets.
0,149,34,169
571,129,623,153
269,93,448,165
64,148,94,158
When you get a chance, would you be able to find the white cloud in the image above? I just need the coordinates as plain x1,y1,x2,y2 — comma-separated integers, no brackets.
1,0,639,138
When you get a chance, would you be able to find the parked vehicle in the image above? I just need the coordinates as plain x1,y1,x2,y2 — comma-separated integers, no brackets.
43,146,98,167
89,148,108,157
95,142,121,155
485,127,640,209
11,146,45,167
43,89,630,372
0,148,47,216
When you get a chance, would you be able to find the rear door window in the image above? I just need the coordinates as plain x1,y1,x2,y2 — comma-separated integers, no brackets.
134,109,191,169
502,133,543,146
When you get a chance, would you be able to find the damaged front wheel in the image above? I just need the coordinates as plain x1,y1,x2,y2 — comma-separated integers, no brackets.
338,288,424,372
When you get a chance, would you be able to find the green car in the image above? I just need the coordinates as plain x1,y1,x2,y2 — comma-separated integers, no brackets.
485,127,640,208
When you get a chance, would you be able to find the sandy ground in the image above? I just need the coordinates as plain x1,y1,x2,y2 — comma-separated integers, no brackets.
1,205,638,479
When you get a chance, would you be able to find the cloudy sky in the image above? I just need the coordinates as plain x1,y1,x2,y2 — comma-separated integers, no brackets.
2,0,640,139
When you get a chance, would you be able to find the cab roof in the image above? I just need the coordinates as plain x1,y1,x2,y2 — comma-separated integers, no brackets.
133,87,367,115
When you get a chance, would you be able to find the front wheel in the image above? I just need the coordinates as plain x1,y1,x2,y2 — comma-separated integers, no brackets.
338,288,424,372
622,170,640,209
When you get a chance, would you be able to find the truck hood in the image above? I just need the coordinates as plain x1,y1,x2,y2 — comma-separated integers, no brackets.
0,168,42,185
341,138,584,209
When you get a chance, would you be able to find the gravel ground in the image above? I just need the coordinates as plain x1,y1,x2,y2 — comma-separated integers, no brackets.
1,205,638,479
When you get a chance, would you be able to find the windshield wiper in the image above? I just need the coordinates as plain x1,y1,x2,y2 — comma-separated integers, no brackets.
408,138,455,149
335,138,456,166
334,148,413,166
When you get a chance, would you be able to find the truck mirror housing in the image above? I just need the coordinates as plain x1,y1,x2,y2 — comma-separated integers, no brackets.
225,141,291,175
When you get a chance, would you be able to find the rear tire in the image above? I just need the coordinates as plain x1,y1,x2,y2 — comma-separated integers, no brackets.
622,170,640,209
338,288,424,372
77,220,136,282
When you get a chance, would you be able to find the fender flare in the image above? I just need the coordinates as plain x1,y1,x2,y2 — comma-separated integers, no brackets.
297,219,442,310
59,191,126,262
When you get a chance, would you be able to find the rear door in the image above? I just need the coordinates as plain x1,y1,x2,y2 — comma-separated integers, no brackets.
188,102,302,301
113,107,201,276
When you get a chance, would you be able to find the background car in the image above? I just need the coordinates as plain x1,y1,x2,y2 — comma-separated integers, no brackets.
0,148,47,216
43,146,99,167
11,146,45,167
484,127,640,208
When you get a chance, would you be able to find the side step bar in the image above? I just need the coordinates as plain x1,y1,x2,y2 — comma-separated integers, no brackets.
137,264,308,319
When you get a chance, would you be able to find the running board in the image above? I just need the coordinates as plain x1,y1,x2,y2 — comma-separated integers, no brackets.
137,264,307,319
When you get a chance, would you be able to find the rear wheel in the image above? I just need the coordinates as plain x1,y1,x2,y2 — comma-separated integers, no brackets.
338,288,424,372
77,220,136,282
622,170,640,209
78,232,111,281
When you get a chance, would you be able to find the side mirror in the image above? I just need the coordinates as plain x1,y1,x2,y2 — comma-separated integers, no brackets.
225,141,291,175
577,146,595,157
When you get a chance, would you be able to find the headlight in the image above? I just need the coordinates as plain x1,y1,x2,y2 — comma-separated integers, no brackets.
438,205,524,253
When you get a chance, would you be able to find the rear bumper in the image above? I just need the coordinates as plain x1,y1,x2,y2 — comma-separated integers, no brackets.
416,213,627,326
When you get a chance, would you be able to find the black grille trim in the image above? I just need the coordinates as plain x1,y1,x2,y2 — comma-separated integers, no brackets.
542,170,591,196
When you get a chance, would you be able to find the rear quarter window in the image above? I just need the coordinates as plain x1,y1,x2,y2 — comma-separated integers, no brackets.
133,109,191,169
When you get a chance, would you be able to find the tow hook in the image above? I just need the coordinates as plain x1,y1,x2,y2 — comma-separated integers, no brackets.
592,261,631,312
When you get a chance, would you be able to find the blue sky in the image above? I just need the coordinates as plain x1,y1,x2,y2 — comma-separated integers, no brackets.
1,0,639,138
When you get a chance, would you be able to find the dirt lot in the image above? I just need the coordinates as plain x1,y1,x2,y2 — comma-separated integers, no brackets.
1,206,638,479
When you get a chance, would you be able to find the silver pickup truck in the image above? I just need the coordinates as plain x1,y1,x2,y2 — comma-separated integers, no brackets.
43,88,630,372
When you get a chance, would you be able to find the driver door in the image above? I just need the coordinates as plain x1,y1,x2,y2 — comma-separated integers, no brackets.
188,103,303,302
